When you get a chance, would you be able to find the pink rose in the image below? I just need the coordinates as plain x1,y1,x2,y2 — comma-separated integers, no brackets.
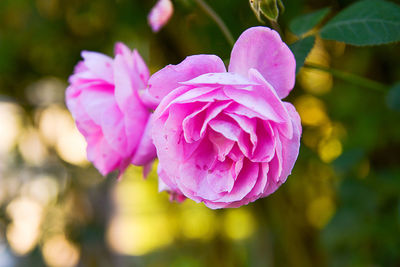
148,0,174,32
66,42,157,176
149,27,301,209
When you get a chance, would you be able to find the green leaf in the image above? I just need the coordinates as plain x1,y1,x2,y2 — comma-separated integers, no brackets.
320,0,400,46
249,0,284,22
289,36,315,74
386,83,400,112
277,0,285,14
289,7,331,36
260,0,279,21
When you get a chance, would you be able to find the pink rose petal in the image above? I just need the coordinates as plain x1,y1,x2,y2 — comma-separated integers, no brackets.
148,55,226,100
229,27,296,99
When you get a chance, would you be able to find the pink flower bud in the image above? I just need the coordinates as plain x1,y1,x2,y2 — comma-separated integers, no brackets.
148,0,174,32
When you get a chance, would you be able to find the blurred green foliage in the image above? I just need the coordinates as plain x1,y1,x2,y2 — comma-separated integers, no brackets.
0,0,399,267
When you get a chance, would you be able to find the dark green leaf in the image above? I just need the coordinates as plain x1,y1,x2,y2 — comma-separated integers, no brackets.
289,36,315,74
289,7,330,36
320,0,400,46
386,83,400,111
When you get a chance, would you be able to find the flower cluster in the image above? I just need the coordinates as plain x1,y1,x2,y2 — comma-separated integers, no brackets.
66,27,301,209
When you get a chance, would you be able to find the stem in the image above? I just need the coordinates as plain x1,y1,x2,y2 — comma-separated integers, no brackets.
304,63,388,92
193,0,235,47
269,19,283,37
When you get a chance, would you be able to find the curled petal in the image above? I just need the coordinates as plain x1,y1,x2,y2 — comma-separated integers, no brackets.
114,42,131,58
79,86,115,126
208,130,235,162
229,27,296,99
81,51,114,84
131,114,157,165
213,160,259,204
278,102,302,183
100,104,129,157
178,140,220,201
182,103,212,143
181,72,258,87
148,55,226,101
206,159,235,194
223,82,285,125
132,50,150,86
247,68,293,139
208,116,242,142
86,136,122,176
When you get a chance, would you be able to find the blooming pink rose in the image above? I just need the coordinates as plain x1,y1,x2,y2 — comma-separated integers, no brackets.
148,0,174,32
149,27,301,209
66,42,157,176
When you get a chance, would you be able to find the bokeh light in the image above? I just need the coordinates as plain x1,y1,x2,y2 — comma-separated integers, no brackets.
318,137,343,163
107,166,175,256
6,197,43,255
42,234,80,267
18,128,48,166
180,202,217,240
299,38,333,95
21,175,59,205
223,209,256,240
306,196,335,229
55,127,88,166
107,214,174,256
0,102,23,155
295,95,328,126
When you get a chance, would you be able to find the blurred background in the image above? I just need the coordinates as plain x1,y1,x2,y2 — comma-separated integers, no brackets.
0,0,400,266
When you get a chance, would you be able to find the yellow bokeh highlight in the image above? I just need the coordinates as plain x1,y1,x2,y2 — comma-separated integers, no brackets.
318,138,343,163
223,209,255,240
307,196,335,229
107,166,175,256
38,105,73,146
0,102,23,155
321,121,347,141
295,95,328,126
299,38,333,95
21,175,59,205
299,68,333,95
6,197,43,255
42,234,80,267
37,105,89,166
107,214,174,256
180,202,217,240
56,128,88,166
18,128,48,165
112,166,167,214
